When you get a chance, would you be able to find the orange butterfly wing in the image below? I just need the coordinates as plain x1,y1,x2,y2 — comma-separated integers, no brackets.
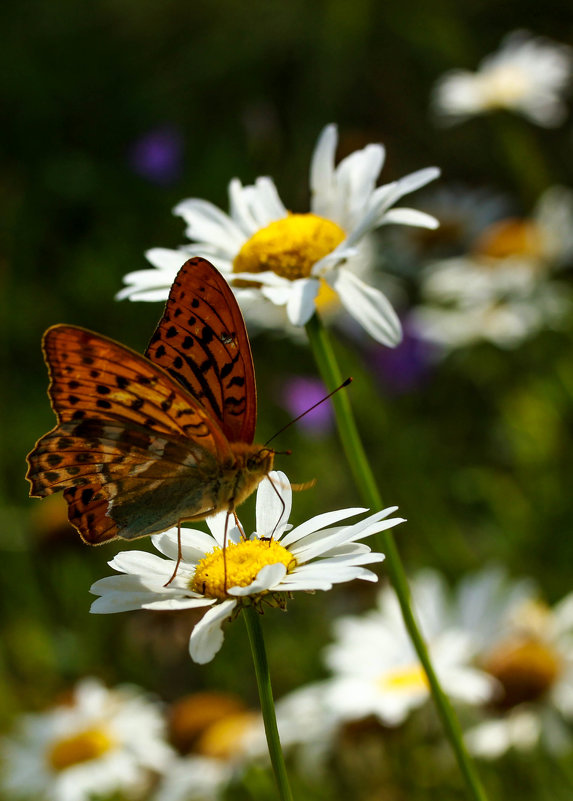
146,257,257,444
26,325,233,543
27,258,266,546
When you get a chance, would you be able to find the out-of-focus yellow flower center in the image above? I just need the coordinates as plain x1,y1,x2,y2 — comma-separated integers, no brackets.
473,218,544,262
48,727,115,771
169,692,246,754
233,213,346,281
483,636,562,708
480,65,529,108
377,665,429,693
196,711,260,761
191,539,296,600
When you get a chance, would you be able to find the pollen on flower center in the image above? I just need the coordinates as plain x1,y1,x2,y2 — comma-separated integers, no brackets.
377,665,429,693
191,539,296,600
481,65,529,107
483,636,562,708
233,213,346,281
473,218,545,262
48,727,116,771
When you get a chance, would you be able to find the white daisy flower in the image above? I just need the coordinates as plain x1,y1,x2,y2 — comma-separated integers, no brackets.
320,570,495,727
432,30,573,127
153,693,260,801
90,471,401,664
0,678,173,801
118,124,440,346
457,569,573,758
411,186,573,349
151,756,233,801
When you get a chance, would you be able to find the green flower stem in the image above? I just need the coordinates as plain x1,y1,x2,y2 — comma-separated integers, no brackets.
244,605,293,801
489,116,553,204
305,312,488,801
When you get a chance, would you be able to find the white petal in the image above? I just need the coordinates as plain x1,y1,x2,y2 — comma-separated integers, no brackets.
260,286,294,306
231,270,291,288
90,573,191,596
239,178,288,228
256,471,292,539
189,600,237,664
390,168,441,203
90,591,172,614
292,511,402,562
107,550,174,578
314,552,385,567
327,268,402,346
254,176,289,220
286,279,320,326
117,287,171,302
310,123,337,204
227,563,287,596
174,198,245,252
151,527,217,563
145,247,192,272
381,208,440,229
142,597,216,611
206,511,242,547
281,508,368,547
279,578,334,591
228,178,260,234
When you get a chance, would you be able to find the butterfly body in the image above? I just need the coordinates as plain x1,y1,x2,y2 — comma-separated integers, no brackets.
26,258,274,544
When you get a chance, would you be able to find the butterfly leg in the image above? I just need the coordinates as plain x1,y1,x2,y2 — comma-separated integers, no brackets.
163,521,183,587
266,475,286,544
233,511,247,541
223,510,231,592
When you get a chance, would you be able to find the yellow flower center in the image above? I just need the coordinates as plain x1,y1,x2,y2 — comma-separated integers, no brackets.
473,218,545,262
377,664,429,693
233,213,346,281
483,636,562,709
196,711,260,761
480,65,529,108
47,727,115,771
191,539,296,600
169,692,246,754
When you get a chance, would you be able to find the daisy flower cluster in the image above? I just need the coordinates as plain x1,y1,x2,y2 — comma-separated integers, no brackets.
119,124,440,346
90,471,402,665
261,568,573,769
0,678,173,801
432,30,573,127
411,185,573,349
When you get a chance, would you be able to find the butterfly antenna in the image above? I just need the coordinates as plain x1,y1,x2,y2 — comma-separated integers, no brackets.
264,377,353,447
164,521,183,587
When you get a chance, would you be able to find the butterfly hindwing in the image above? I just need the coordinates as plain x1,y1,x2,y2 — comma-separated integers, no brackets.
26,260,270,546
145,257,257,445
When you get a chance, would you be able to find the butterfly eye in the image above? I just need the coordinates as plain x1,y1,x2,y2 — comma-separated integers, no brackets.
246,455,260,471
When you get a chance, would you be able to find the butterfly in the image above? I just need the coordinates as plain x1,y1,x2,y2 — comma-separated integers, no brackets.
26,257,274,546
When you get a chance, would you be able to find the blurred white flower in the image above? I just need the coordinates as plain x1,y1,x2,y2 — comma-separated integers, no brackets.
383,183,510,274
433,30,573,126
91,471,401,664
458,569,573,758
320,571,495,726
153,693,260,801
119,124,439,346
0,678,173,801
411,186,573,349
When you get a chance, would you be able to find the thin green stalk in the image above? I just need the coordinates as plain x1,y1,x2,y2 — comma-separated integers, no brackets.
305,312,488,801
489,115,553,204
244,605,293,801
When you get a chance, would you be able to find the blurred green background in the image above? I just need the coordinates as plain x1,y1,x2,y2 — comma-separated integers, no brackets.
2,1,573,799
